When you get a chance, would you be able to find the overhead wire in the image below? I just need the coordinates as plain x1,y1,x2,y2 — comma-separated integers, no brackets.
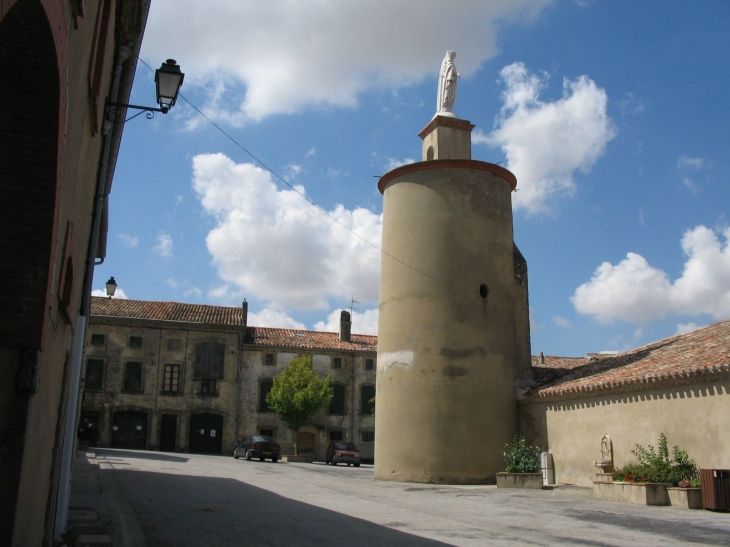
136,57,474,294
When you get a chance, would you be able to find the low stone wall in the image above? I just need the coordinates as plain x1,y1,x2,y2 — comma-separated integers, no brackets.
496,473,544,489
667,487,703,509
593,481,671,505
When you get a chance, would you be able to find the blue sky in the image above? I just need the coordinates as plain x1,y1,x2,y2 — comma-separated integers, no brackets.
93,0,730,357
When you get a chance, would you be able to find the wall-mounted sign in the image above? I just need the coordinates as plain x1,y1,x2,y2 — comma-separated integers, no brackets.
136,425,142,430
113,426,118,431
210,430,216,437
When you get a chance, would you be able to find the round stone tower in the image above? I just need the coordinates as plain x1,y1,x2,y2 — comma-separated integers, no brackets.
374,114,532,484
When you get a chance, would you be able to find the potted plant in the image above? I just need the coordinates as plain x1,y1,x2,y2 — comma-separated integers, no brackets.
595,434,700,507
497,434,543,489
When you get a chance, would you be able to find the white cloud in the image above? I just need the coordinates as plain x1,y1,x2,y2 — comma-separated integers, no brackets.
483,62,616,214
677,156,704,170
152,233,173,257
304,147,316,159
572,225,730,323
143,0,551,124
92,287,129,299
118,234,139,248
165,278,180,288
676,322,700,335
184,287,203,298
552,316,573,329
248,309,306,330
192,153,382,310
683,177,700,195
284,164,302,181
618,92,644,116
314,308,379,336
384,157,417,171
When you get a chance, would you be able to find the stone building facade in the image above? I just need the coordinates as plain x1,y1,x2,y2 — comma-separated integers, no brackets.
83,297,377,460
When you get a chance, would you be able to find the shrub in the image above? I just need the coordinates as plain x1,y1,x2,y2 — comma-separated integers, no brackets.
612,433,699,486
503,434,542,473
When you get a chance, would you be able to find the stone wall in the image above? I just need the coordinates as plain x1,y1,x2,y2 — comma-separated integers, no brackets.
85,320,376,459
519,378,730,487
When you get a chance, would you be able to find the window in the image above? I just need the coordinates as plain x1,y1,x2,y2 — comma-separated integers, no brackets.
333,357,342,369
90,334,105,347
329,384,346,414
200,379,216,395
365,358,375,371
259,428,274,437
362,430,375,443
194,342,225,379
129,336,143,348
259,380,273,412
329,430,343,441
163,364,180,393
167,338,181,351
361,385,375,415
85,359,104,390
123,361,143,393
264,353,274,366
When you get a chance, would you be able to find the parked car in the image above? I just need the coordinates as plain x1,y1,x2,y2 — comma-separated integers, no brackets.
234,435,281,462
325,441,360,466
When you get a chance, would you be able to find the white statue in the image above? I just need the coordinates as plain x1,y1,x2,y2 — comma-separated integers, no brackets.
436,51,459,115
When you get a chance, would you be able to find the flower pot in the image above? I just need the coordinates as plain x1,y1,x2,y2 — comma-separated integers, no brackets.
284,454,313,463
667,487,703,509
496,472,544,489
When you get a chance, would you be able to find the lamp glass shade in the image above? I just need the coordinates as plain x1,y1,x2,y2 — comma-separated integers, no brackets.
155,59,184,108
105,277,117,297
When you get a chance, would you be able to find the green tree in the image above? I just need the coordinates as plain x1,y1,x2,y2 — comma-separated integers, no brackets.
266,356,333,455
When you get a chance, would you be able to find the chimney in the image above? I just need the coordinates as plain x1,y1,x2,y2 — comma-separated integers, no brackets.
540,351,544,365
241,299,248,329
339,310,351,342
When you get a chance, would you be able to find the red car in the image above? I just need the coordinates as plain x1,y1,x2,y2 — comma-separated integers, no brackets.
325,441,361,466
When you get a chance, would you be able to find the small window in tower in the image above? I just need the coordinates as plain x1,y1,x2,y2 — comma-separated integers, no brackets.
129,336,143,348
264,353,275,366
479,284,489,300
333,357,342,369
90,334,106,347
365,358,374,371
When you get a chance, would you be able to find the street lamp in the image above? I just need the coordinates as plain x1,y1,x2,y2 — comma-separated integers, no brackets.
105,277,117,299
107,59,184,119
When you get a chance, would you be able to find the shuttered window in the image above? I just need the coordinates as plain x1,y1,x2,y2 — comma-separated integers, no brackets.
194,342,225,379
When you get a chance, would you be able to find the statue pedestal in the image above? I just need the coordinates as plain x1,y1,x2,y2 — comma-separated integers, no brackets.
419,115,475,161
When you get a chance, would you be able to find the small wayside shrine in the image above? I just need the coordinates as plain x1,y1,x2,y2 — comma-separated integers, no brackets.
374,51,533,484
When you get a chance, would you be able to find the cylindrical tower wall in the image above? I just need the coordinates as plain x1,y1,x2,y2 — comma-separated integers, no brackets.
375,161,519,484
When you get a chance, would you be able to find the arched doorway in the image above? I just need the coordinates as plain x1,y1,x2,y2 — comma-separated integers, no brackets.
297,431,316,458
111,411,148,450
189,413,223,454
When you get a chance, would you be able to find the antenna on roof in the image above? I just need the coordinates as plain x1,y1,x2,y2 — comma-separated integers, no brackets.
349,295,360,318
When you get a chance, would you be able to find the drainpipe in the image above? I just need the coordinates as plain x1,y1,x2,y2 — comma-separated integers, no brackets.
350,356,356,443
235,300,247,444
53,44,132,542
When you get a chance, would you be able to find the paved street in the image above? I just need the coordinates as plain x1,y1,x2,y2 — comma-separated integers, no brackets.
94,449,730,546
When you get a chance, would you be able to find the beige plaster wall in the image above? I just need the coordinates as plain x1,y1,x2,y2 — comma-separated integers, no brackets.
376,164,524,484
519,379,730,487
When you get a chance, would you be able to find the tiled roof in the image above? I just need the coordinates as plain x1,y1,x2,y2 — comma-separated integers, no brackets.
90,297,376,353
91,297,244,325
247,327,376,353
527,319,730,402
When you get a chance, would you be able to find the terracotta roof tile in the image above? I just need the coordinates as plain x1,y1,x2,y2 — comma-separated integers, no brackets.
247,327,376,353
91,297,244,325
90,297,376,353
527,319,730,401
